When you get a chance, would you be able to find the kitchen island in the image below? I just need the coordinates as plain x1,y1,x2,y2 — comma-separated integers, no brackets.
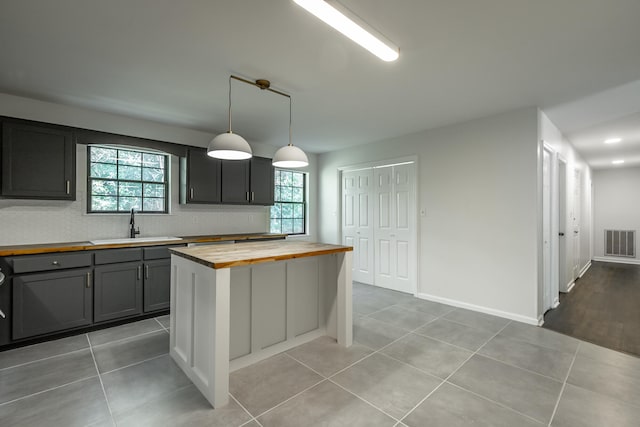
169,240,353,407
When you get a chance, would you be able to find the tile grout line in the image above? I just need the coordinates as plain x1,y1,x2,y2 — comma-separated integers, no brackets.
90,327,166,349
0,346,90,372
327,377,402,423
397,320,514,425
229,393,263,427
99,352,168,376
154,316,170,332
547,341,581,426
252,377,328,420
86,333,116,427
0,374,99,408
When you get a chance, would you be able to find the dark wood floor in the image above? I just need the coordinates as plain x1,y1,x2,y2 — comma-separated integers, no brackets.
543,261,640,357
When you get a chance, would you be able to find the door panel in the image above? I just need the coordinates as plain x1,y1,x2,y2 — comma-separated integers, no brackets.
342,169,374,284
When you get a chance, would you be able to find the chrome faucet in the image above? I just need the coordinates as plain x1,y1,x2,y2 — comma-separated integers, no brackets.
129,208,140,238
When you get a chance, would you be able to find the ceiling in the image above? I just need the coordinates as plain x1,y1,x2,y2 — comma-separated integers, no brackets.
1,0,640,162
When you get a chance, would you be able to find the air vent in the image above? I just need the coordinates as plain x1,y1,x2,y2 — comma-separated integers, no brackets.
605,230,635,257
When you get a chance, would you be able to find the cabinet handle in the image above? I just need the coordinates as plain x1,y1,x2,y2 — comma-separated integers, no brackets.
190,188,194,200
86,272,91,288
145,264,149,279
66,180,70,195
0,309,5,319
246,191,250,201
137,265,142,280
52,261,60,266
251,191,255,201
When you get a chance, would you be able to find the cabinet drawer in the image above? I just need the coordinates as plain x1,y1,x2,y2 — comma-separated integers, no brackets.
143,245,184,260
11,252,92,274
94,248,142,265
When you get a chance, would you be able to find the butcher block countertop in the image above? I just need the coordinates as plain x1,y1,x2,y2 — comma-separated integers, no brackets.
170,240,353,269
0,233,286,256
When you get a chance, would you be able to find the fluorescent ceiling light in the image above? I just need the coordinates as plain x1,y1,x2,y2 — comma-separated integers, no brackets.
604,138,622,144
612,159,625,165
293,0,399,62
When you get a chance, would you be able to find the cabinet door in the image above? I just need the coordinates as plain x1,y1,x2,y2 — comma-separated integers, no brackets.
94,262,142,322
184,148,222,203
12,268,92,339
250,156,275,205
143,259,170,312
2,122,76,200
221,159,250,203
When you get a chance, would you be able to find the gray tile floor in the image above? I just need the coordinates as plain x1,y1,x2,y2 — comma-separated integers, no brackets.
1,282,640,426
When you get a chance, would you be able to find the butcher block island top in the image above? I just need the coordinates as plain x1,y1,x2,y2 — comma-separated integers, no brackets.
170,240,352,269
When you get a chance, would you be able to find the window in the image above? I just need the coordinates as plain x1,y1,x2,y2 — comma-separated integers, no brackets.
270,170,306,234
88,146,169,213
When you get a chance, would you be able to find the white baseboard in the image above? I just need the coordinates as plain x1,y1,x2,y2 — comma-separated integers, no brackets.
592,256,640,266
416,293,539,326
578,261,592,278
552,298,560,309
565,281,575,293
537,315,544,327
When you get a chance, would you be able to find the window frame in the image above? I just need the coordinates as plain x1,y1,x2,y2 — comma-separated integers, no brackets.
270,169,307,235
86,145,170,214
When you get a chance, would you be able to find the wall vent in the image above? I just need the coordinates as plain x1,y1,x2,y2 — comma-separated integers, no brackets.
605,230,636,258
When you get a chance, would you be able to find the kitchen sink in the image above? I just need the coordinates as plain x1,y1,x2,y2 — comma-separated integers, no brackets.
89,236,183,245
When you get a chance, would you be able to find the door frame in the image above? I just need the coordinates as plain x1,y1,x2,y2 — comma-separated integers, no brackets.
339,155,419,296
542,143,560,312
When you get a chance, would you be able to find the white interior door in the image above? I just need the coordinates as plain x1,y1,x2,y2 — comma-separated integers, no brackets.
558,159,568,292
342,169,374,284
572,168,581,280
542,148,553,312
374,163,416,294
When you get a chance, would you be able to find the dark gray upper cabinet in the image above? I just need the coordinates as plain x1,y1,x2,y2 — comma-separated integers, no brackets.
12,268,92,340
94,261,143,323
220,156,274,205
180,148,222,204
1,121,76,200
250,156,275,205
221,159,250,203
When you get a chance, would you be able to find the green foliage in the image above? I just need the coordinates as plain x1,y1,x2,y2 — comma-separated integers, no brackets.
270,169,306,234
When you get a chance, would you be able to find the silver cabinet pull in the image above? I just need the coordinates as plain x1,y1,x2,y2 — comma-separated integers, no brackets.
0,309,5,319
190,188,194,200
251,191,255,201
145,264,149,279
0,270,6,318
137,265,142,280
66,180,70,195
246,191,250,201
52,261,60,266
86,272,91,288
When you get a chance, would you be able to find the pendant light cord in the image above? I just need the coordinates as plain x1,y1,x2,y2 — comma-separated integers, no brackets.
289,96,293,147
228,75,233,132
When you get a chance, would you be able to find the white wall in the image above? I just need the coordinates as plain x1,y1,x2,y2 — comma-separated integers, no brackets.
0,93,318,245
319,107,540,323
592,167,640,263
540,111,593,296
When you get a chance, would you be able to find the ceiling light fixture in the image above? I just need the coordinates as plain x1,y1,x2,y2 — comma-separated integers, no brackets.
208,76,253,160
210,75,308,168
293,0,399,62
612,159,625,165
604,138,622,144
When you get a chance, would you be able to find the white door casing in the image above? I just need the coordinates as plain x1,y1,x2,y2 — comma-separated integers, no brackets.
542,148,552,312
342,169,374,284
572,168,581,281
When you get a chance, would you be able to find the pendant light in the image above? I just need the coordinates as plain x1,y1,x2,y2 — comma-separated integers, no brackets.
273,95,309,168
207,76,253,160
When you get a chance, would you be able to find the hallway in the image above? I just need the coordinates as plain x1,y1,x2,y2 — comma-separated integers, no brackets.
543,261,640,357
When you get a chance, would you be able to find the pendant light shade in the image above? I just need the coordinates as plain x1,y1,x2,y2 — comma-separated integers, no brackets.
207,132,252,160
207,76,253,160
273,144,309,168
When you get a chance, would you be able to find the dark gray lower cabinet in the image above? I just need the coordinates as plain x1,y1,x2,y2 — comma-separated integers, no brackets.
94,262,143,323
143,259,170,312
12,268,92,339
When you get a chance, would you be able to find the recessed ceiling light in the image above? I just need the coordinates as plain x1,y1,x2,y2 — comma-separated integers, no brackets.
293,0,399,62
604,138,622,144
612,159,625,165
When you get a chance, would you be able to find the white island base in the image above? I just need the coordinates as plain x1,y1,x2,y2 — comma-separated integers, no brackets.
169,242,352,408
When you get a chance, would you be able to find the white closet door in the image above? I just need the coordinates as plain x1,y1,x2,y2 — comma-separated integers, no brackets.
374,163,415,293
342,169,374,284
